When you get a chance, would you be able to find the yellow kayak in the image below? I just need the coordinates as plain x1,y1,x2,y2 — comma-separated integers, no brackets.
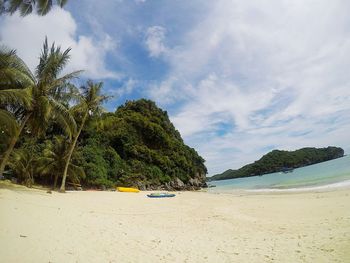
117,187,140,193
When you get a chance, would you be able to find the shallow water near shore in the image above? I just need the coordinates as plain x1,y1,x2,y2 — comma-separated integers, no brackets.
209,155,350,193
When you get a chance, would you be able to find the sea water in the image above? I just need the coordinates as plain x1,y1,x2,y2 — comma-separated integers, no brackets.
208,155,350,193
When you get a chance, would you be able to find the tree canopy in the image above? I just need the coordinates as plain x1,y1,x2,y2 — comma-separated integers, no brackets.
76,99,207,189
0,40,207,190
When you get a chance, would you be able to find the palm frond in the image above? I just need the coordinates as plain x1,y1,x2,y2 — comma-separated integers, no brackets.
5,0,67,16
7,0,28,15
82,80,112,114
36,39,72,83
37,135,82,181
67,163,85,182
47,70,83,97
0,88,32,109
18,0,34,16
0,1,6,14
27,95,51,135
37,0,53,16
48,98,77,137
9,147,36,180
0,46,35,88
52,82,82,104
57,0,68,8
0,109,19,136
36,158,56,175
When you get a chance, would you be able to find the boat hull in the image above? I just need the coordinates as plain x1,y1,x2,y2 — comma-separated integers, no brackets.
147,193,176,198
117,187,140,193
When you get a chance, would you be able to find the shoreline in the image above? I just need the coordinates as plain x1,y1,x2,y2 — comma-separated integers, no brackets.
207,179,350,195
246,179,350,193
2,177,350,195
2,177,350,196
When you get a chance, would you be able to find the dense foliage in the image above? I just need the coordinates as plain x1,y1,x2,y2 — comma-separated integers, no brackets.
209,147,344,181
77,99,207,189
0,39,79,190
0,40,207,190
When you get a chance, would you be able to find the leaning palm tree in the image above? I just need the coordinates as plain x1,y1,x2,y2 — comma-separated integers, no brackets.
0,38,80,177
0,47,34,175
0,0,68,16
60,81,109,192
38,135,85,189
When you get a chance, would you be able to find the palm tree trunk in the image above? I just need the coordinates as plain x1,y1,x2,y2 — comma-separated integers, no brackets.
0,113,31,177
59,112,88,192
53,174,59,189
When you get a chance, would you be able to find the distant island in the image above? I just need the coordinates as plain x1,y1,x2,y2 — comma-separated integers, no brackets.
209,147,344,181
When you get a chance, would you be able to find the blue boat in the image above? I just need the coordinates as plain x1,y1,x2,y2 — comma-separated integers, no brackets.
147,193,176,198
281,167,294,173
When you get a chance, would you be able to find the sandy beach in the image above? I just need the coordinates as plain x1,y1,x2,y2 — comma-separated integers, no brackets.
1,184,349,263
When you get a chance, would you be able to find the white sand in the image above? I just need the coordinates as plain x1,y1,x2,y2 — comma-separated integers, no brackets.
0,185,349,262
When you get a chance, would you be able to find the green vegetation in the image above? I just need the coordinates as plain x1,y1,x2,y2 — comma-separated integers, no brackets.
0,0,68,16
209,147,344,181
0,40,207,191
76,99,207,189
0,39,78,180
59,80,109,192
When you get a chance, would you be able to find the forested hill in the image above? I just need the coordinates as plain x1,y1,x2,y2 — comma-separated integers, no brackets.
209,147,344,181
1,39,206,191
78,99,207,190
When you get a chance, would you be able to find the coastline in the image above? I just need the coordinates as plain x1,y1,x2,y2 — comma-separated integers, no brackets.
208,155,350,194
208,179,350,195
1,183,350,262
246,179,350,193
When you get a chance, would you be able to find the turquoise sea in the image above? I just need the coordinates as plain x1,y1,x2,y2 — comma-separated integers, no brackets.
208,155,350,193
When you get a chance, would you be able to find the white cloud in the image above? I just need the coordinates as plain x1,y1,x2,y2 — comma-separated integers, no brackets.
0,7,119,79
3,1,348,175
144,26,167,58
149,0,350,174
108,78,138,97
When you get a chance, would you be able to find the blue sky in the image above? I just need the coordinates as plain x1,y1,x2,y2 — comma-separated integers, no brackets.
1,0,350,175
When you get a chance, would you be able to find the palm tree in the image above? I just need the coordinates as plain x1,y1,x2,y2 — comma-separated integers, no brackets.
9,147,37,187
59,81,109,192
0,38,80,177
1,0,68,16
0,47,34,176
38,135,85,189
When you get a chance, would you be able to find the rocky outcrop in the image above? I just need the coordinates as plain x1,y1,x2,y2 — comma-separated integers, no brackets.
133,171,207,191
163,178,182,191
163,172,207,191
